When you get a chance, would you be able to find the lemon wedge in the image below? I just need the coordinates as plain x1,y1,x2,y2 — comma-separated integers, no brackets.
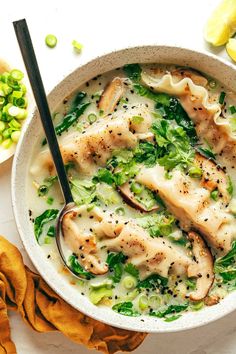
205,0,236,46
226,37,236,61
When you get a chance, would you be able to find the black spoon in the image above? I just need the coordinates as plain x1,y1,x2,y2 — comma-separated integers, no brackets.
13,19,87,279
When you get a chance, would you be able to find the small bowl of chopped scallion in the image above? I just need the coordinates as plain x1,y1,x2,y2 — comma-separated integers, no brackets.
0,66,28,164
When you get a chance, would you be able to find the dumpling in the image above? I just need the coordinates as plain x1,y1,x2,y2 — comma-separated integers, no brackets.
141,69,236,167
30,105,153,177
136,164,235,254
62,205,214,300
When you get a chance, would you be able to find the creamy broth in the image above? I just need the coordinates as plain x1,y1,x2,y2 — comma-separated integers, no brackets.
28,64,236,320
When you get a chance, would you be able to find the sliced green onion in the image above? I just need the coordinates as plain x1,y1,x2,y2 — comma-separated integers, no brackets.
229,105,236,114
10,69,24,81
11,130,21,143
188,166,202,178
138,295,148,310
44,236,52,245
47,197,54,205
8,105,20,117
219,91,226,104
72,40,83,52
122,275,137,290
0,121,5,132
38,185,49,197
87,113,97,123
210,189,219,201
191,301,204,311
15,108,27,120
1,138,12,149
130,181,143,195
2,129,11,139
9,119,21,130
148,295,162,309
208,79,217,89
0,97,5,106
45,34,57,48
115,207,125,216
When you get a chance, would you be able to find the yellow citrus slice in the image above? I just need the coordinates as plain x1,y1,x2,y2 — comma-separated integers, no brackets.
205,0,236,46
226,37,236,61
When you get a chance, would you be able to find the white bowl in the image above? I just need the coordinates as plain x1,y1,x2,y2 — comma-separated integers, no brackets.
12,45,236,333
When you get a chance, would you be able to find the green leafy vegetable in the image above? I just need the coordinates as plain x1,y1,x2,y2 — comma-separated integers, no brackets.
69,254,95,280
219,91,226,104
123,64,142,82
150,303,188,318
134,141,158,167
137,274,168,289
47,225,56,237
151,119,195,171
93,168,114,185
34,209,59,241
124,263,139,280
197,147,216,160
161,97,197,144
137,212,176,238
70,179,96,205
216,241,236,267
42,92,90,144
164,314,182,322
55,102,90,135
106,252,127,283
112,302,139,316
133,83,170,106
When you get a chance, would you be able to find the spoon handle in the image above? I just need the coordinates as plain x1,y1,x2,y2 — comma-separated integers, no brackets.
13,19,73,205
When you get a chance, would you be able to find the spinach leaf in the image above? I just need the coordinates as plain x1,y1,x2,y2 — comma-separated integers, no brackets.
70,179,96,205
161,97,197,144
112,302,139,316
164,314,182,322
106,252,127,283
216,241,236,267
34,209,59,241
123,64,142,82
133,83,170,106
124,263,139,280
42,92,90,145
197,147,216,160
106,252,127,269
55,102,90,136
137,274,168,289
219,268,236,282
150,303,188,318
93,168,114,185
47,225,56,237
69,254,95,280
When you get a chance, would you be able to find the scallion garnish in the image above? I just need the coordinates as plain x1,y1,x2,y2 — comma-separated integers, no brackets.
219,91,226,104
45,34,57,48
229,105,236,114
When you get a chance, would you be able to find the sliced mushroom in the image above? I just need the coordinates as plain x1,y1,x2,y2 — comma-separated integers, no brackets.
204,294,220,306
187,231,214,301
98,77,124,115
62,207,108,275
118,182,159,212
195,152,230,204
171,68,208,87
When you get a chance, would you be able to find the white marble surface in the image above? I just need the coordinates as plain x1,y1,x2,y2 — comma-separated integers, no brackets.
1,0,236,353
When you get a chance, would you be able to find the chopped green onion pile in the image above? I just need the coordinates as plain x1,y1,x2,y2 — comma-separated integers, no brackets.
0,69,27,149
